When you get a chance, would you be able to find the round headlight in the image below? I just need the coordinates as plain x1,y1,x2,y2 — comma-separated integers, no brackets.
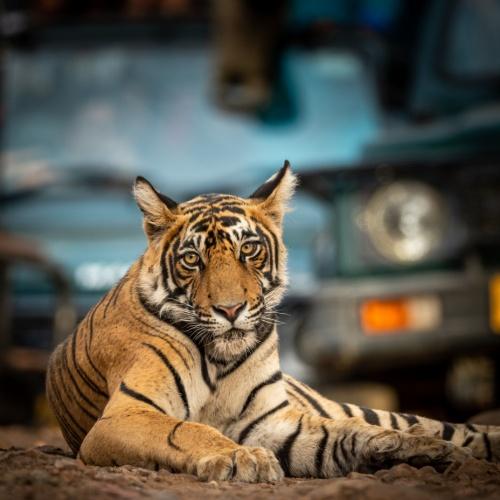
363,181,448,263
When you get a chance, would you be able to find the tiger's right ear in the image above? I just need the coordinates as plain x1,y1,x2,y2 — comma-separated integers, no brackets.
133,177,178,241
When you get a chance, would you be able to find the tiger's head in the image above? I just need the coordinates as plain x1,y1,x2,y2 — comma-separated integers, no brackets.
133,161,297,362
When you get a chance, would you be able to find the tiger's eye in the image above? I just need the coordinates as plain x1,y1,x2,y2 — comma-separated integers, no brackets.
182,252,200,266
241,242,259,256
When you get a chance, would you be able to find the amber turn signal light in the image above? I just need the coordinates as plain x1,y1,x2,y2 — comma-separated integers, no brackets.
360,295,441,335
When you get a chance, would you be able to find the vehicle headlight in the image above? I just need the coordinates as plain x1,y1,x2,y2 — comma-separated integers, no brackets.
362,181,448,263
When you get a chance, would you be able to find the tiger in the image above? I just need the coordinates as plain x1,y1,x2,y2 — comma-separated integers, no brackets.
46,161,500,482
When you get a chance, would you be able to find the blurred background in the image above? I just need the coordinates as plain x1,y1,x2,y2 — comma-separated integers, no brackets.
1,0,500,441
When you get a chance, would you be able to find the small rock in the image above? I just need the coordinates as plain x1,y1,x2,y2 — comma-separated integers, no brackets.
54,458,77,469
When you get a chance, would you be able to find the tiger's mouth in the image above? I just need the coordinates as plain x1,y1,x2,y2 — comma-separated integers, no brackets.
205,327,258,362
221,328,246,341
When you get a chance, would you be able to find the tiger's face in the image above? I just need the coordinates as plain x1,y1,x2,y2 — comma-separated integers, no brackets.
134,162,297,361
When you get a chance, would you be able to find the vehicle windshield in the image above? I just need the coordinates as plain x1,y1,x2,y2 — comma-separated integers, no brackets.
3,38,378,196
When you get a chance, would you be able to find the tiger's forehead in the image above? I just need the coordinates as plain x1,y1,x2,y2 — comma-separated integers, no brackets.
179,193,248,215
178,193,255,246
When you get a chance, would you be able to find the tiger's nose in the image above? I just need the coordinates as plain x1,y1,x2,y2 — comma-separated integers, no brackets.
212,302,246,322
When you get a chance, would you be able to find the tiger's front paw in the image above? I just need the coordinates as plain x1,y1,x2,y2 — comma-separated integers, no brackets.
195,446,284,483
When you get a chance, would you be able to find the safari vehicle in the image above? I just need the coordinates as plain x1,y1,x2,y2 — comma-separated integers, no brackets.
296,0,500,413
298,156,500,385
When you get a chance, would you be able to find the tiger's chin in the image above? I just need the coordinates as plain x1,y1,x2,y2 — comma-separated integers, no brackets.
205,328,258,362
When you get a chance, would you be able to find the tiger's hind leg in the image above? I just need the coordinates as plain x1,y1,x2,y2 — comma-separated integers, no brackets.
283,374,500,462
233,405,470,478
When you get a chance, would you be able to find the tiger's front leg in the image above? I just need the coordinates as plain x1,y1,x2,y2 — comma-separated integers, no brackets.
233,405,469,478
78,344,283,483
80,406,283,482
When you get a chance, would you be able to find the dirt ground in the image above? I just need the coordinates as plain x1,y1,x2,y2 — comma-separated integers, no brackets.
1,426,500,500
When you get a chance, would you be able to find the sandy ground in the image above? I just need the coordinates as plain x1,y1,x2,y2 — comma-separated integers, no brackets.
1,426,500,500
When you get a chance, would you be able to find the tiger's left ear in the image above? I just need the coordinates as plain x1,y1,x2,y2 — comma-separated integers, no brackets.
248,160,298,225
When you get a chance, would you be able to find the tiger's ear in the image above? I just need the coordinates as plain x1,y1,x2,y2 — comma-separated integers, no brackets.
133,176,178,241
248,160,298,224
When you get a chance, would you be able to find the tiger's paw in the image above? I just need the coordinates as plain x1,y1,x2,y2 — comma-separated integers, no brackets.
369,431,471,471
195,446,284,483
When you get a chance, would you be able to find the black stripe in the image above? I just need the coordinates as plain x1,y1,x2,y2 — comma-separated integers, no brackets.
340,403,353,417
332,436,346,475
140,331,191,372
46,367,87,443
482,433,492,461
462,435,474,447
442,422,455,441
212,205,246,215
198,345,216,392
256,227,274,275
71,330,108,398
239,371,282,416
218,216,240,227
276,416,303,477
103,277,125,318
183,204,209,215
238,400,289,444
119,381,166,414
58,353,99,422
338,434,349,474
206,354,232,366
142,343,190,419
400,413,419,427
254,218,279,274
286,389,307,408
333,434,347,476
286,379,330,418
49,401,80,453
231,463,238,479
192,222,209,233
217,325,274,380
130,309,192,371
62,341,101,414
129,302,194,366
350,432,358,457
360,407,381,426
315,425,329,477
84,339,106,383
46,376,82,453
84,303,107,382
390,413,400,430
266,223,280,274
49,364,88,437
160,243,171,291
167,422,183,451
86,293,107,345
85,306,107,382
137,289,216,393
168,253,180,289
466,423,478,433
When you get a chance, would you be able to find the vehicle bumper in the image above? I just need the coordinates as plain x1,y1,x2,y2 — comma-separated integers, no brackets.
299,271,500,376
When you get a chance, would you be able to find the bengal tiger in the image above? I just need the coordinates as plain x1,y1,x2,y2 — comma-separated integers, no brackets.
46,162,500,482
